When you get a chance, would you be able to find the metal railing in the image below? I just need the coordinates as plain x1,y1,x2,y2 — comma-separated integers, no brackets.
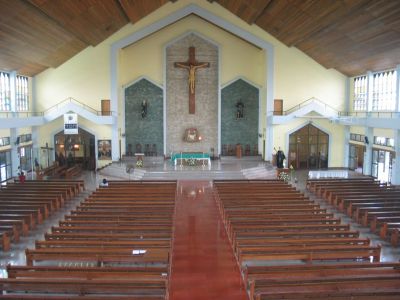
338,111,400,118
0,111,44,118
0,97,114,118
43,97,106,116
272,97,340,116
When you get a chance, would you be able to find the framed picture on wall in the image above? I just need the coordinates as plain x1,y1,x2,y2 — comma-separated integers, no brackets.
98,140,111,160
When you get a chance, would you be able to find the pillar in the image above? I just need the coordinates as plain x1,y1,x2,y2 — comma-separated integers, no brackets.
10,128,20,177
391,129,400,185
396,64,400,111
343,126,350,167
363,127,373,176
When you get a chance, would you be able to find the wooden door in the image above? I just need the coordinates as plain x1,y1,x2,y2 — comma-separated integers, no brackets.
101,99,111,116
274,99,283,115
289,124,329,169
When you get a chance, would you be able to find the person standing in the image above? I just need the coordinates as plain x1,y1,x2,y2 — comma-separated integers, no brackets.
276,148,286,169
19,171,26,183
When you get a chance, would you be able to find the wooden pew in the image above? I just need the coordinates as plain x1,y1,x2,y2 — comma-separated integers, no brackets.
306,177,375,191
0,225,19,243
1,181,175,299
247,262,400,300
380,222,400,240
0,277,167,299
0,232,10,251
7,265,168,281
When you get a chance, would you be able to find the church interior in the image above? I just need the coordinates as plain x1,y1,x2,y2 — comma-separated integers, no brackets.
0,0,400,298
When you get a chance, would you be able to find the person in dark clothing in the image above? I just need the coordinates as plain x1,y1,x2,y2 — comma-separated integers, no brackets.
276,148,286,168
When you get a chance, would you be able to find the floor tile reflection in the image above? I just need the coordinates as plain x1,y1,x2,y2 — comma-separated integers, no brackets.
170,181,248,300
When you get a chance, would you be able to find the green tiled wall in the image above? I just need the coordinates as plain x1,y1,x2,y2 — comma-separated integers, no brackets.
125,79,163,156
221,79,259,153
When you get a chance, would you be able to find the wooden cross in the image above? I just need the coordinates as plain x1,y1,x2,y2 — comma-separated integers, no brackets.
174,47,209,114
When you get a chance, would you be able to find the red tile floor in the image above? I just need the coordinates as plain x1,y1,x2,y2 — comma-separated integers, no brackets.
169,180,248,300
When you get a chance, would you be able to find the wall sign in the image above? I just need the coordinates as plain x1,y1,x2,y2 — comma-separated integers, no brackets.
64,113,78,134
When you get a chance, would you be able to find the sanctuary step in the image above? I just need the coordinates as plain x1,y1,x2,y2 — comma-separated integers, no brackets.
122,155,165,164
143,170,245,180
98,163,146,180
241,165,276,179
220,155,263,162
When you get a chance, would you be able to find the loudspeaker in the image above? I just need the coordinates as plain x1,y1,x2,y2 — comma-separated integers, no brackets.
364,136,369,144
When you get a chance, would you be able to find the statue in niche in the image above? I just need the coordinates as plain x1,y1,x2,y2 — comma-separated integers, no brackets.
236,100,244,119
141,100,147,118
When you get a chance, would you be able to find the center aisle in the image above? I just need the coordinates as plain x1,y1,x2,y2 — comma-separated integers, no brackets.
170,180,248,300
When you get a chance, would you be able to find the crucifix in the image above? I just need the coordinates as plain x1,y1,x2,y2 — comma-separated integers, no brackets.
174,47,210,114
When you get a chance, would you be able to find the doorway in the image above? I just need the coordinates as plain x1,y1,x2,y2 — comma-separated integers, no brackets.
54,128,96,170
288,124,329,169
372,149,393,183
348,144,364,173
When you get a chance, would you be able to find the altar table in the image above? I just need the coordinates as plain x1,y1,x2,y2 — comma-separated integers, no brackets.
171,152,211,166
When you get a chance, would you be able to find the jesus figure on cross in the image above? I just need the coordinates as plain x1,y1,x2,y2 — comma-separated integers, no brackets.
174,47,210,114
175,62,209,94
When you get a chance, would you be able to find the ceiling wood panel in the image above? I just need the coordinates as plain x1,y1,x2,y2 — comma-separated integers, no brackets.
119,0,170,23
0,0,88,76
0,0,399,77
28,0,129,46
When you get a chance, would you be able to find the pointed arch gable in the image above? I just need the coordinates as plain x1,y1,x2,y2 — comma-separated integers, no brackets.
109,3,275,160
285,121,333,168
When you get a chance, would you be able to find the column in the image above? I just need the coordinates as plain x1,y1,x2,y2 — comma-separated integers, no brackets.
31,126,40,165
343,126,350,167
396,64,400,111
345,77,350,113
10,128,20,177
391,129,400,185
363,127,373,176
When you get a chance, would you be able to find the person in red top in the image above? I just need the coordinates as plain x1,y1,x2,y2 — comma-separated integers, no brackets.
19,171,26,183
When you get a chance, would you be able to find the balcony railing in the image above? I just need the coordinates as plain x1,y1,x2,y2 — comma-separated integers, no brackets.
0,97,114,118
272,97,340,116
0,111,44,118
339,111,400,118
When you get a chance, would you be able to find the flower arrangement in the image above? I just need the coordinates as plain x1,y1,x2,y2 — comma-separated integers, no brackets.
278,171,290,182
185,158,197,166
136,160,143,168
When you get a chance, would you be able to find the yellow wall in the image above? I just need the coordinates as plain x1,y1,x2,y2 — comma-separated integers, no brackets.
0,129,9,137
32,0,348,161
273,119,345,167
17,127,31,136
350,126,365,135
275,46,346,111
34,0,346,111
120,15,264,88
374,128,394,138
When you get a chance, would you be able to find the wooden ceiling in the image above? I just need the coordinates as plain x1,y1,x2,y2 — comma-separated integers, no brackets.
0,0,399,77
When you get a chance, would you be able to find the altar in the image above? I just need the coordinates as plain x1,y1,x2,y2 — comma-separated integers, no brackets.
171,152,211,166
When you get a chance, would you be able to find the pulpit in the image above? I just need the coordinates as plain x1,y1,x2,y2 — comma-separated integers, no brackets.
236,144,242,158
